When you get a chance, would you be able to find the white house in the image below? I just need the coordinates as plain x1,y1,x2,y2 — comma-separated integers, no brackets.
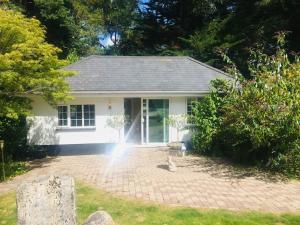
27,56,230,148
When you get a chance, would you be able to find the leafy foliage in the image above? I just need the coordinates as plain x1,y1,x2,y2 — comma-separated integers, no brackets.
3,0,300,65
0,161,28,182
0,8,73,119
188,0,300,75
0,8,74,170
191,34,300,177
7,0,103,56
190,79,231,154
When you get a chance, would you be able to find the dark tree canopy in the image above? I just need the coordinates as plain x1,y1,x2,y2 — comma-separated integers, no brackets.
8,0,103,56
4,0,300,75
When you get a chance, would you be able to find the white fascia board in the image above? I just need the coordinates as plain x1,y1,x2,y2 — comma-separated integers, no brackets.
70,90,209,98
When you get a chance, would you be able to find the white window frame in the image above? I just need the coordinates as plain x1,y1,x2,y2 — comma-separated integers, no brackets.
70,105,84,127
57,104,96,128
83,104,96,127
57,105,69,127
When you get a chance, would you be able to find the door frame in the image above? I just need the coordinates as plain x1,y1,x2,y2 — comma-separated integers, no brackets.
124,98,142,144
141,98,169,144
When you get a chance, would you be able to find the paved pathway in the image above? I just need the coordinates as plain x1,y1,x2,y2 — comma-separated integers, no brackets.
1,146,300,212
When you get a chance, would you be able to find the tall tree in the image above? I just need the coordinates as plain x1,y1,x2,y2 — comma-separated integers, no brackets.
118,0,225,55
8,0,104,57
189,0,300,75
0,8,73,118
101,0,139,55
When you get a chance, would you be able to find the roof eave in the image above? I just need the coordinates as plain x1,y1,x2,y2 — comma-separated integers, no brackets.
70,90,210,97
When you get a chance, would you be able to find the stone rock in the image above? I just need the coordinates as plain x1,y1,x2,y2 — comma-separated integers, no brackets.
82,211,115,225
17,175,76,225
167,156,177,172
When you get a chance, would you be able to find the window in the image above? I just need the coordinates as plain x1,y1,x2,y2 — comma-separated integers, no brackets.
62,104,95,127
84,104,95,126
58,104,95,128
70,105,82,126
58,106,68,126
187,98,201,116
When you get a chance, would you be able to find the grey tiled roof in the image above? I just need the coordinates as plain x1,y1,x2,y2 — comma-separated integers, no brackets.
65,56,231,92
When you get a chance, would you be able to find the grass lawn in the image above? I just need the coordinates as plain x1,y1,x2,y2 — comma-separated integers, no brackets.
1,182,300,225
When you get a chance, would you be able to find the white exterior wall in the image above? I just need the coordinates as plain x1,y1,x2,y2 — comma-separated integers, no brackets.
28,95,193,145
28,96,124,145
169,97,191,143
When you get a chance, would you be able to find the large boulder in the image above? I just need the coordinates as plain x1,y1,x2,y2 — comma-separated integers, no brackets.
16,175,76,225
82,211,115,225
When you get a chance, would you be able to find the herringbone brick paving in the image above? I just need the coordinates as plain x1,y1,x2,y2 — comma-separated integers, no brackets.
1,146,299,212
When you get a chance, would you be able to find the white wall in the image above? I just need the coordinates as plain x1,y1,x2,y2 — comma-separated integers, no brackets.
28,96,192,145
169,97,191,143
28,96,124,145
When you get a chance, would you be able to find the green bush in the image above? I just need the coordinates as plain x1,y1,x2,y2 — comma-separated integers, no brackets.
0,117,28,161
0,161,28,182
191,34,300,177
190,79,230,154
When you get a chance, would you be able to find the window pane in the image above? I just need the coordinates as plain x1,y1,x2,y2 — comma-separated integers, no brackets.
71,119,76,126
70,105,82,127
84,119,90,126
90,119,95,126
58,106,68,126
83,104,95,126
90,105,95,112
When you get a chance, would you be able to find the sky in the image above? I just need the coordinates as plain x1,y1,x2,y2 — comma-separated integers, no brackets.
99,34,114,47
99,0,149,47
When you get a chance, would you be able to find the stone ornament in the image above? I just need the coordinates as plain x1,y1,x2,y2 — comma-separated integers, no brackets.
82,211,115,225
16,175,115,225
168,156,177,172
17,175,76,225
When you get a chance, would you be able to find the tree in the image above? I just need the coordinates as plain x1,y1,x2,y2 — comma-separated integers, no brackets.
106,115,127,143
191,33,300,177
7,0,104,57
189,0,300,76
190,79,231,154
101,0,139,55
0,8,73,119
218,33,300,172
117,0,226,55
167,114,188,142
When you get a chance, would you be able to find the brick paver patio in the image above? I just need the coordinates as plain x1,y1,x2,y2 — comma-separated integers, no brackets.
0,146,300,212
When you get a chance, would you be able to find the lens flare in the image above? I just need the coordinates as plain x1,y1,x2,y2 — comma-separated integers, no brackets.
101,111,141,183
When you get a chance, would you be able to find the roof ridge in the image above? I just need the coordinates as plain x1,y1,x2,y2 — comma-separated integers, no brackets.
186,57,233,78
87,55,189,58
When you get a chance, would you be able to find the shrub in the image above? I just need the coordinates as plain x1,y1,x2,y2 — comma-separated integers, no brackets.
190,79,231,154
191,33,300,177
0,117,28,160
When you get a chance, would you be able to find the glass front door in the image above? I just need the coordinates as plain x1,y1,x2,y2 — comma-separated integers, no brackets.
142,99,169,143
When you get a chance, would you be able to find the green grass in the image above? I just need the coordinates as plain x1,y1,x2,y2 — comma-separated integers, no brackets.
1,182,300,225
